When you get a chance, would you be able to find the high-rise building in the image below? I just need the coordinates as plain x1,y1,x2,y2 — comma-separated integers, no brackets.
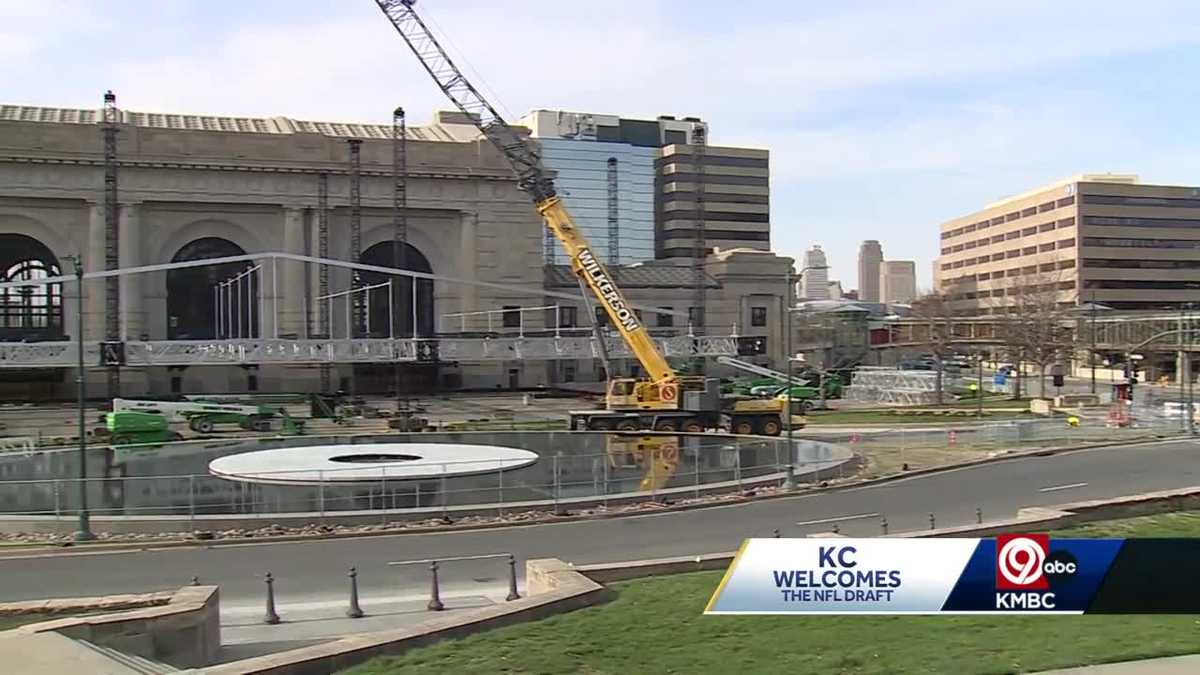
879,260,917,304
827,280,845,299
858,240,883,302
519,110,678,264
521,110,769,263
800,245,830,299
656,139,770,259
935,174,1200,313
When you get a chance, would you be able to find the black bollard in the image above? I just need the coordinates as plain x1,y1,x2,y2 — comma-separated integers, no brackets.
976,507,983,524
832,523,840,534
427,561,444,611
347,567,364,619
773,528,781,538
881,516,889,535
263,572,280,625
929,513,936,530
506,554,521,601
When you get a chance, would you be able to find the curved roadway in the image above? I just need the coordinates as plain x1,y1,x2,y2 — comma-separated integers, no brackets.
1,438,1197,608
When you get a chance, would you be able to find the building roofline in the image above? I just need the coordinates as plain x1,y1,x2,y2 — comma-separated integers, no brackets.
983,173,1139,210
0,103,481,142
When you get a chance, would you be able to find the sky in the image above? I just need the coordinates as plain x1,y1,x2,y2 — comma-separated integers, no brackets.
4,0,1200,291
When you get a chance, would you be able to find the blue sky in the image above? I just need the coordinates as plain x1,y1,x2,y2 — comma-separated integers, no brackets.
4,0,1199,290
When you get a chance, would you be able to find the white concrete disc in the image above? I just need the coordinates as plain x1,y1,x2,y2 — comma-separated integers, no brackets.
208,442,538,485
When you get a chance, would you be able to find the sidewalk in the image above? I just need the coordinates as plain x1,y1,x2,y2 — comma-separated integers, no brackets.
214,587,509,663
1036,654,1200,674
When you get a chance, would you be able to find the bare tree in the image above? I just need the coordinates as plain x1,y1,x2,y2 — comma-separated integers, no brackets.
909,290,958,404
994,270,1075,398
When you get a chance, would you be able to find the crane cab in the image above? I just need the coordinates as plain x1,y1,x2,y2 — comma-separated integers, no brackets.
606,378,680,411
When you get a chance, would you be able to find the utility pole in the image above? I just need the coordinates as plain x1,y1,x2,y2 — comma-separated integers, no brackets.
66,255,93,542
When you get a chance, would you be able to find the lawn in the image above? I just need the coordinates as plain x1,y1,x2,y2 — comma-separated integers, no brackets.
805,408,1036,426
343,512,1200,675
1054,510,1200,538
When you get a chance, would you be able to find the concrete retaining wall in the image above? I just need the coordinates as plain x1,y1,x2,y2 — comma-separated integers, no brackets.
0,589,174,617
203,561,611,675
8,585,220,669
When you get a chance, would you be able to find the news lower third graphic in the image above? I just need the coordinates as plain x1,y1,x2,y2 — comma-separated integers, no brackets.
705,537,1200,614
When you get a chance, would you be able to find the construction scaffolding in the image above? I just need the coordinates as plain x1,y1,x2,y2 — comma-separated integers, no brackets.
102,90,121,397
317,171,331,393
843,367,963,406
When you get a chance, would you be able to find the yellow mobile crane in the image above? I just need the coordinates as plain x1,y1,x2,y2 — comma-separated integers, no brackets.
374,1,789,436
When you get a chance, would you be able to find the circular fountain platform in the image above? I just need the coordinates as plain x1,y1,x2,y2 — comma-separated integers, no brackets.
208,442,539,485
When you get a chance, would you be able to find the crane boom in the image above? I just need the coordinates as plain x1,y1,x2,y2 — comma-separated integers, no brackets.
373,0,676,387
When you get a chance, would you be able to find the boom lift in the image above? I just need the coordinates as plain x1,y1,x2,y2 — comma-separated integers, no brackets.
374,1,790,436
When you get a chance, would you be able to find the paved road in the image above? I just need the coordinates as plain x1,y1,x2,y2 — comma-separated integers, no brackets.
1,438,1197,609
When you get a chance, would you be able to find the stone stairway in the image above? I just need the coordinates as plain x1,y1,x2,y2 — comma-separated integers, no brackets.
74,639,179,674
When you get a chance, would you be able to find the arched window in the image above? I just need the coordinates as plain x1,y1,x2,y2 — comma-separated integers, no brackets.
0,234,62,340
359,241,434,338
167,237,256,340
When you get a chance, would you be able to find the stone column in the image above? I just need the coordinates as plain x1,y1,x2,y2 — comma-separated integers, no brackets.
84,203,107,341
458,210,479,321
118,203,143,340
279,206,306,337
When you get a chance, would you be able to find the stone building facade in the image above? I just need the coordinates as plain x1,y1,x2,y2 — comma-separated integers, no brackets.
0,103,786,397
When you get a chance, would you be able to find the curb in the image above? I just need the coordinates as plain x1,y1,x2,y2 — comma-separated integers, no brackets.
0,434,1184,558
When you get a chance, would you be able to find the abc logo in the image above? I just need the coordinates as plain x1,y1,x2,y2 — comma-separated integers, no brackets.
1043,550,1078,585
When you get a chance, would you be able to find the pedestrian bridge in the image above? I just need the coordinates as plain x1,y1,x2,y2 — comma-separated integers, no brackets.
0,334,744,368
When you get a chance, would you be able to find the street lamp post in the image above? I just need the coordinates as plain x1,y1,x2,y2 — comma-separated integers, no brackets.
785,266,792,446
65,255,94,542
1090,291,1097,395
784,263,830,452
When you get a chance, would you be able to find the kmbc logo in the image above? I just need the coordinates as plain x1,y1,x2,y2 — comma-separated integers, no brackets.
996,534,1050,590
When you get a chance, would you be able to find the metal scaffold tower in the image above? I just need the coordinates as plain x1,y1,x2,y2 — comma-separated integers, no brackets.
392,107,408,335
607,157,619,265
691,126,708,334
690,125,708,375
392,106,408,399
317,171,331,393
347,139,364,339
842,367,965,406
102,90,121,396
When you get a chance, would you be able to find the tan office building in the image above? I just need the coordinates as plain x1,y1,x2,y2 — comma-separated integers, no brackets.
935,174,1200,313
880,260,917,304
656,144,770,258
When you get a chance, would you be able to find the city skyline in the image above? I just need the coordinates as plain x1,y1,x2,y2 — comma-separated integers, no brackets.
4,1,1199,287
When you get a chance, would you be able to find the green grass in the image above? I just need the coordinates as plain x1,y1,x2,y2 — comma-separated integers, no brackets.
807,408,1036,425
1054,510,1200,538
343,512,1200,675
